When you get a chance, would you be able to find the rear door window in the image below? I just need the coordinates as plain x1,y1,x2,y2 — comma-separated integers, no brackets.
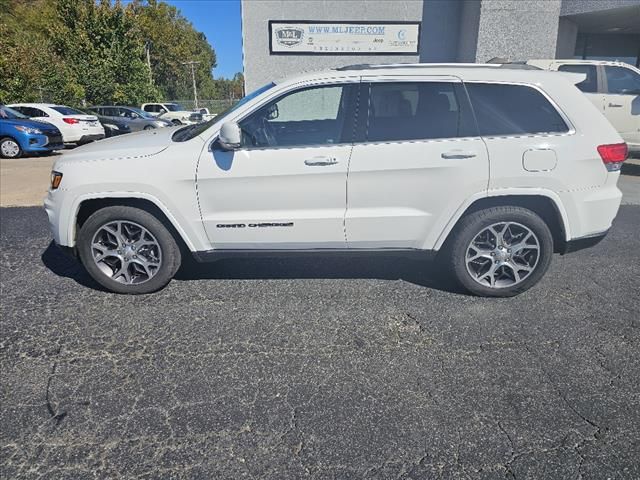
365,82,477,142
604,65,640,94
465,83,569,136
557,64,598,93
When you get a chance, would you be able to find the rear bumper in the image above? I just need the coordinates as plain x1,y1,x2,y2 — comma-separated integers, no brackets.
560,229,609,254
72,134,105,145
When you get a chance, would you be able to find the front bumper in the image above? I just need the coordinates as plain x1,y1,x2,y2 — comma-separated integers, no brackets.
20,132,63,152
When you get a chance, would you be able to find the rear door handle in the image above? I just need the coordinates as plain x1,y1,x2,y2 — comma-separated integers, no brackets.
608,103,623,108
441,150,477,159
304,156,338,166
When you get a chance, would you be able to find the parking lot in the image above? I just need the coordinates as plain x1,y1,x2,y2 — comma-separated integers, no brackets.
1,160,639,478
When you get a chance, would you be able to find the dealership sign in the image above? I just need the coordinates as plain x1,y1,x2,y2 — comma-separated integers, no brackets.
269,21,420,55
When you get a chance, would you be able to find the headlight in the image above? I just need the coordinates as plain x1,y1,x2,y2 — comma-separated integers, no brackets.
50,171,63,190
14,125,43,134
103,123,119,130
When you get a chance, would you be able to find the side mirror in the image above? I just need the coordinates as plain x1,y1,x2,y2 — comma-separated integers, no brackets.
218,122,242,150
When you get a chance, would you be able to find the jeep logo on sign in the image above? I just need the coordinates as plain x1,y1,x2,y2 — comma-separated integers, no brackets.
275,27,304,47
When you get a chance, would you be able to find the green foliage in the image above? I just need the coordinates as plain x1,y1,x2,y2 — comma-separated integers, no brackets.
0,0,230,107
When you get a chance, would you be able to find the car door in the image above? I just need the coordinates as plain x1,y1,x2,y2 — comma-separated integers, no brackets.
345,77,488,250
602,64,640,147
196,82,359,249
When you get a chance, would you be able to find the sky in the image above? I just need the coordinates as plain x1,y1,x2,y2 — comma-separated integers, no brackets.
164,0,243,79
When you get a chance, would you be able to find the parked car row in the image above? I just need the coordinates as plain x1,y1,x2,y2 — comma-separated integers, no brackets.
0,101,209,157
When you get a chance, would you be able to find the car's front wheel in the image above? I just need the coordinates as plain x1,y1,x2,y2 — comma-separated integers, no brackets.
77,206,182,294
0,137,22,158
449,206,553,297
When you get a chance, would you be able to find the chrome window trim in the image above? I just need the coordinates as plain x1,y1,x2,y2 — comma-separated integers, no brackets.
209,80,361,152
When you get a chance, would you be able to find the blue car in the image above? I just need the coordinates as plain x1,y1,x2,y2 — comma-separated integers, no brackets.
0,104,64,158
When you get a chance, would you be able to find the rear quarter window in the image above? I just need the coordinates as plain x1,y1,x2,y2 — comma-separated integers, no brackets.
465,83,569,137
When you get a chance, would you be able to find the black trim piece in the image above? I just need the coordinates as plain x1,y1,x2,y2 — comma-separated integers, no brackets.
55,243,77,258
192,248,436,263
560,230,609,255
268,20,421,56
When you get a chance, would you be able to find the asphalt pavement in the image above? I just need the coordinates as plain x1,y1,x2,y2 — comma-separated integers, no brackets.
1,203,639,479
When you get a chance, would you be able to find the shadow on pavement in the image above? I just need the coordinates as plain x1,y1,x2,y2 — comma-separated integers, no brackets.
41,241,465,294
175,253,465,294
41,242,105,291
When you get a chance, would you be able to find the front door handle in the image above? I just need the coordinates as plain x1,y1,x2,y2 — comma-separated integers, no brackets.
608,103,623,108
441,150,477,159
304,156,338,166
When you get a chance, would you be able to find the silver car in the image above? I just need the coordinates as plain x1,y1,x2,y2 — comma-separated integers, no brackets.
88,106,173,132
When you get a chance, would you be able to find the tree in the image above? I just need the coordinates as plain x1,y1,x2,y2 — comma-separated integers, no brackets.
0,0,219,106
126,0,218,100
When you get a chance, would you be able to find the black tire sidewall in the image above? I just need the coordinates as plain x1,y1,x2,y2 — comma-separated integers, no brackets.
77,206,181,294
0,137,22,159
450,207,554,297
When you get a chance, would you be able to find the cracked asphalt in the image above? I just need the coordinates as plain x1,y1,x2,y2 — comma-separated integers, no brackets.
1,205,639,479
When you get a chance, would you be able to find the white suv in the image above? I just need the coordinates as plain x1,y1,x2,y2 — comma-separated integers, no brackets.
527,60,640,155
45,64,627,296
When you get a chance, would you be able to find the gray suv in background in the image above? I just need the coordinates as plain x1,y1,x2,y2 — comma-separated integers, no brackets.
87,106,172,132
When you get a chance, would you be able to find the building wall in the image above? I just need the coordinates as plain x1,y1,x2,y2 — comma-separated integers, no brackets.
474,0,562,62
556,18,579,58
561,0,640,15
241,0,423,91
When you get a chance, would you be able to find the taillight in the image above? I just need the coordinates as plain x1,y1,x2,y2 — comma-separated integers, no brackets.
597,143,627,172
63,117,79,124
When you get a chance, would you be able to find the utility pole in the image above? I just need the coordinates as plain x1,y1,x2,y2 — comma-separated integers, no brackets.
145,41,153,85
182,60,201,109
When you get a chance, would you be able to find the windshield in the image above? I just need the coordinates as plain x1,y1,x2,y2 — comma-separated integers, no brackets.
127,107,155,119
0,105,28,119
172,83,276,142
165,103,183,112
52,106,87,115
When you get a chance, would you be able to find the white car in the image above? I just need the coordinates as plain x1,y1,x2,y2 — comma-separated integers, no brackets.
45,63,627,296
527,59,640,155
140,102,203,125
8,103,105,145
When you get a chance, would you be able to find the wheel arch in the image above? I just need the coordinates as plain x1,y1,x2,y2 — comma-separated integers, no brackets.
73,195,196,253
436,192,570,254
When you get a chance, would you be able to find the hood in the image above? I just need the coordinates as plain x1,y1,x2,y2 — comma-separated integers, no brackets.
0,117,59,132
58,125,180,164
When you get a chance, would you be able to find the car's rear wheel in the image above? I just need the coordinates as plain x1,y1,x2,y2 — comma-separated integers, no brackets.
171,119,183,126
449,206,553,297
77,206,181,294
0,138,22,158
143,125,155,130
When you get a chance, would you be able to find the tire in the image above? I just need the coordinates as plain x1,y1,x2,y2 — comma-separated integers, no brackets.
448,206,553,297
77,206,182,294
143,125,155,130
171,119,183,126
0,137,22,158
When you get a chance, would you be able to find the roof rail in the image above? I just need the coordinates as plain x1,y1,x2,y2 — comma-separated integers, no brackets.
334,62,540,71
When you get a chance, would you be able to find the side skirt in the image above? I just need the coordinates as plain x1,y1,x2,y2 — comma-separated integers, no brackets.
192,248,438,263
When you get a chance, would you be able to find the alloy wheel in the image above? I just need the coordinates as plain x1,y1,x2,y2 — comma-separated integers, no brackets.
465,222,540,288
91,220,162,285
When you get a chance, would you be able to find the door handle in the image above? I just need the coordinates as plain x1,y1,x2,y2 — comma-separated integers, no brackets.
608,103,623,108
441,150,477,159
304,156,338,166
